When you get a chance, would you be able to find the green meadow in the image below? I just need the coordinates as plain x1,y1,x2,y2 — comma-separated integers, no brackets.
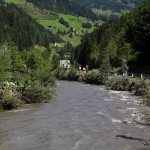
5,0,24,4
37,13,96,33
37,13,97,46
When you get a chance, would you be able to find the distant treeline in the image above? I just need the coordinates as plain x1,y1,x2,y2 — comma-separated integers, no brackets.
74,0,150,71
0,1,61,50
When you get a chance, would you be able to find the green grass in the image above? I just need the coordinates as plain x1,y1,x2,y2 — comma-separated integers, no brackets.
37,19,67,33
59,14,86,29
21,3,58,20
5,0,24,4
38,13,96,32
37,13,97,46
60,35,82,46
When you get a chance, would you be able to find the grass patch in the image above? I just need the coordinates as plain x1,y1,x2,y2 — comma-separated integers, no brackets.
5,0,24,4
37,13,96,46
60,35,81,46
21,3,58,20
37,19,67,33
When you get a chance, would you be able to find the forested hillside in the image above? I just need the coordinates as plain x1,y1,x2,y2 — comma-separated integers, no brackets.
25,0,100,20
7,0,102,46
74,0,150,72
0,1,60,50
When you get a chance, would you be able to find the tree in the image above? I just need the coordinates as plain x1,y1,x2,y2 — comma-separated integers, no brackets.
0,44,12,82
58,17,70,28
125,0,150,65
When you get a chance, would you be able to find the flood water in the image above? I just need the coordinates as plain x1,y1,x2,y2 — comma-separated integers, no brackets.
0,80,150,150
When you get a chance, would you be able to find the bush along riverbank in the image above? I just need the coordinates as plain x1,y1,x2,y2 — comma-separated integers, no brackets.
0,74,56,111
54,68,150,106
0,80,56,110
0,79,56,111
0,46,56,111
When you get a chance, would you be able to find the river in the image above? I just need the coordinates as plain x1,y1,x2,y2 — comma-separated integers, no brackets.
0,81,150,150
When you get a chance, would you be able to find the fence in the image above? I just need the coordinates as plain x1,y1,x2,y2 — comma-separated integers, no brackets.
110,72,150,80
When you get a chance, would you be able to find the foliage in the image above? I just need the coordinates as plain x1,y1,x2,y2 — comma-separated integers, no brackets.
82,22,92,29
58,18,70,28
0,44,12,82
54,67,79,81
75,0,150,71
81,70,108,85
21,80,55,103
0,44,56,110
55,68,107,85
106,77,134,91
125,0,150,65
67,67,79,81
134,80,150,96
0,81,22,110
0,1,60,110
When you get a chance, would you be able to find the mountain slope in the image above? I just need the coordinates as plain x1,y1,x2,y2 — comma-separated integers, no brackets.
25,0,99,20
5,0,103,46
0,1,61,50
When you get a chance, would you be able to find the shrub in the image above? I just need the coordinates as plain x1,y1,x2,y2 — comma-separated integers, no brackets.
82,22,92,29
79,70,108,85
143,95,150,106
106,77,134,91
67,68,79,81
134,80,150,96
54,67,79,81
0,81,22,110
30,68,55,86
21,80,55,103
134,80,150,105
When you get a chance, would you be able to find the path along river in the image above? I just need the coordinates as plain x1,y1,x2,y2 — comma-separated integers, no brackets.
0,81,150,150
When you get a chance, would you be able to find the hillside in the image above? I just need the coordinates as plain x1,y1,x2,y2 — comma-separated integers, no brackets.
73,0,143,18
5,0,102,46
0,1,60,50
25,0,99,20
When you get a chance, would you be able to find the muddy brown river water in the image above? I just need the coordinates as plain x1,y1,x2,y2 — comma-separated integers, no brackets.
0,81,150,150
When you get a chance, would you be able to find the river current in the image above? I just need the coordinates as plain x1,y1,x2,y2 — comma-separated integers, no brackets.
0,81,150,150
